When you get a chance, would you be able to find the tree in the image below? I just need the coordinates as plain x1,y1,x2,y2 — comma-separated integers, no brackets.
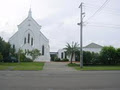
100,46,116,64
116,48,120,64
0,37,11,58
64,42,79,64
17,49,24,63
0,53,3,62
28,49,41,61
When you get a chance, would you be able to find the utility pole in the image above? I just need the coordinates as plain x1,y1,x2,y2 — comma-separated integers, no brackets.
78,2,85,68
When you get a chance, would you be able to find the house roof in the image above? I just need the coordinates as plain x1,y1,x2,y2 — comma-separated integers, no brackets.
83,43,103,48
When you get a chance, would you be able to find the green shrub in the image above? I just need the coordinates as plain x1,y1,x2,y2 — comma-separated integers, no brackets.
54,58,61,62
62,58,69,62
23,57,33,62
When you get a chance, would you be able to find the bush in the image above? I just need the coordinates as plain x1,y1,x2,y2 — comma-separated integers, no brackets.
62,58,69,62
83,51,92,64
23,57,33,62
100,46,116,65
91,52,100,65
54,58,61,62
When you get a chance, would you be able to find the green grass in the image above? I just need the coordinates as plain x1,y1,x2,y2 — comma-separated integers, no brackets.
0,62,44,70
68,63,120,71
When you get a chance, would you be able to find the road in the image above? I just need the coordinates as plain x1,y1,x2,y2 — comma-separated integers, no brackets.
0,62,120,90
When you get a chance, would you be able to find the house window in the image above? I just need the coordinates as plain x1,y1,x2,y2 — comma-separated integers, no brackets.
31,38,33,46
65,52,67,59
24,37,26,44
13,44,15,49
61,52,63,59
28,33,30,43
42,45,44,55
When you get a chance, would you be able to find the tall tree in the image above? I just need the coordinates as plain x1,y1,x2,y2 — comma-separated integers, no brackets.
0,37,11,58
64,42,79,64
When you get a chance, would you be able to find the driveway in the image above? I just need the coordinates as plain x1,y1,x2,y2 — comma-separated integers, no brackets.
43,62,76,72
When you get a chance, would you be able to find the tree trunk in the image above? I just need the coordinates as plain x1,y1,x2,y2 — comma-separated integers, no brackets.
70,53,73,64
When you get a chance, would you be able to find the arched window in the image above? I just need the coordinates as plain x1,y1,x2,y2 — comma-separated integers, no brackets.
28,33,30,43
31,38,33,46
42,45,44,55
24,37,26,44
13,44,15,49
61,52,63,59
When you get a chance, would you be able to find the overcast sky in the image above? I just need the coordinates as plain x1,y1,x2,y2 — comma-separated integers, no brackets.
0,0,120,51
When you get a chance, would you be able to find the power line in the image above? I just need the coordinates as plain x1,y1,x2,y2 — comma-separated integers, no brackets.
86,24,120,29
85,5,120,15
84,0,110,22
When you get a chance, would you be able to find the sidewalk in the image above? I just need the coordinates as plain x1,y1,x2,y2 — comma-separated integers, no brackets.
43,62,76,72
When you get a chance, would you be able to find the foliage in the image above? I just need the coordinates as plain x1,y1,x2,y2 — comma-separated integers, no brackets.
50,54,57,61
91,52,100,64
62,58,69,62
0,53,3,62
75,51,100,65
83,51,92,64
64,42,79,64
116,48,120,63
23,57,33,62
27,49,41,60
0,37,11,58
54,58,61,62
100,46,116,64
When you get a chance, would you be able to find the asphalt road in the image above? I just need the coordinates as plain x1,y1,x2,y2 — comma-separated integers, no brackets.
0,71,120,90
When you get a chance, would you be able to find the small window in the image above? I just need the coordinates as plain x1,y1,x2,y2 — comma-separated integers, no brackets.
28,33,30,43
61,52,63,59
65,52,67,59
13,44,15,49
24,37,26,44
42,45,44,55
31,38,33,46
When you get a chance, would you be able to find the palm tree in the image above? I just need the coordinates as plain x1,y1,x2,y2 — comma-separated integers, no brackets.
64,42,79,64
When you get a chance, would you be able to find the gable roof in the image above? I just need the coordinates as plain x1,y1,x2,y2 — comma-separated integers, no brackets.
84,43,103,48
18,16,41,28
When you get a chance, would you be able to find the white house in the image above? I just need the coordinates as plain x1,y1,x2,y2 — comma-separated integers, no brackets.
83,43,103,53
57,43,103,61
9,9,50,62
57,49,76,61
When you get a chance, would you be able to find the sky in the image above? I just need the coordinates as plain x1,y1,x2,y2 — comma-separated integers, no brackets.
0,0,120,52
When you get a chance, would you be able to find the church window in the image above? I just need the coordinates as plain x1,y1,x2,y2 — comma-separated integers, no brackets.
31,38,33,46
13,44,15,49
24,37,26,44
61,52,63,59
42,45,44,55
28,33,30,43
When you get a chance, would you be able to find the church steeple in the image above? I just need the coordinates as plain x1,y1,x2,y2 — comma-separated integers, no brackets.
28,8,32,17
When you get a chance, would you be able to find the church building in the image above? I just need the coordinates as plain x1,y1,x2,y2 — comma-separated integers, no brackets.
9,9,50,62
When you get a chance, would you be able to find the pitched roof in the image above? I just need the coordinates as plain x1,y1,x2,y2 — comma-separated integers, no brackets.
84,43,103,48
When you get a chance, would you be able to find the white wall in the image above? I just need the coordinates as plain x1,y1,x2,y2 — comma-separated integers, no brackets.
9,15,50,62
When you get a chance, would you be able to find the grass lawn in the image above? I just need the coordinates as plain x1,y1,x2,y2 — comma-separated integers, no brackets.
0,62,44,71
68,63,120,71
